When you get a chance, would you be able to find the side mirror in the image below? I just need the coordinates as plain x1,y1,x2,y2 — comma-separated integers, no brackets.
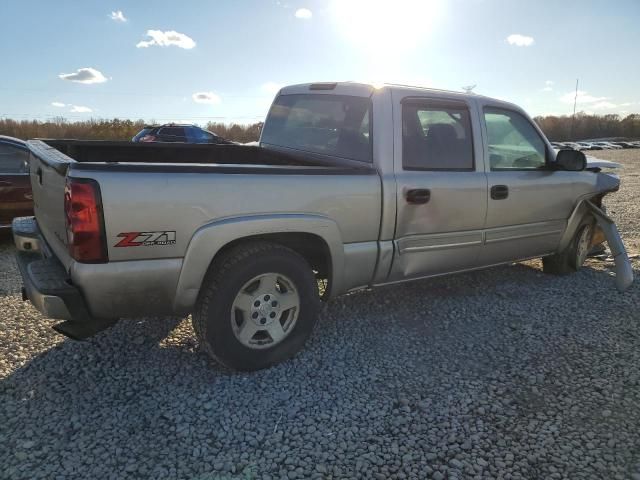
556,149,586,171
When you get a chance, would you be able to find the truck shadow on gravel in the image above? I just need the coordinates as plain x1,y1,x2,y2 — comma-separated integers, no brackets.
2,253,638,479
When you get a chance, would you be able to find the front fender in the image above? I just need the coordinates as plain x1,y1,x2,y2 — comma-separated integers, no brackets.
173,213,345,313
585,201,633,292
558,197,633,293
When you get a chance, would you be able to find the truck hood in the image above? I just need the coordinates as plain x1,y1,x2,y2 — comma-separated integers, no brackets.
585,156,621,170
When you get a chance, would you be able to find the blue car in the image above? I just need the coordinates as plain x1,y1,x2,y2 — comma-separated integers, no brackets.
132,124,231,144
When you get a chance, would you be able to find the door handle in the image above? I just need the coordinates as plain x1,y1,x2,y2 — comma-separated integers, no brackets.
406,188,431,204
490,185,509,200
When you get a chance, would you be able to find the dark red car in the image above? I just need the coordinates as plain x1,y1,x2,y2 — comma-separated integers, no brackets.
0,136,32,230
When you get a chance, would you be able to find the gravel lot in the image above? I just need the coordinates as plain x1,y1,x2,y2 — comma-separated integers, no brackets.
1,150,640,480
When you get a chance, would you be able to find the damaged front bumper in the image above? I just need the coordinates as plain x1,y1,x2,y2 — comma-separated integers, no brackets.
585,201,634,292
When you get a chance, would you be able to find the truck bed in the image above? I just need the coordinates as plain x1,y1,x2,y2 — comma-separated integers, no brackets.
26,138,380,281
36,139,372,172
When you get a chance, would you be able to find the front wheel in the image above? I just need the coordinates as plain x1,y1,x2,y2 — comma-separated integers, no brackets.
193,241,320,371
543,218,594,275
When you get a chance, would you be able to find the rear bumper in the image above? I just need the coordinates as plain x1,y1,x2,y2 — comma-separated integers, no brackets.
13,217,115,338
15,250,82,321
13,216,90,322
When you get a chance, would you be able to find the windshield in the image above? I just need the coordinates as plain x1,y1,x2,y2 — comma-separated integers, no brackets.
261,94,372,162
132,128,153,141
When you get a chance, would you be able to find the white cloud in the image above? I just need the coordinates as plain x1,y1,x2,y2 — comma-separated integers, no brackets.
261,82,283,95
542,87,552,92
295,8,313,19
136,30,196,49
109,10,127,22
51,102,66,107
70,105,92,113
192,92,221,105
59,67,108,84
560,90,609,104
545,80,554,86
591,101,617,110
506,34,534,47
619,102,635,107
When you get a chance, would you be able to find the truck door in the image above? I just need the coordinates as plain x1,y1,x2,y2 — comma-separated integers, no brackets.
479,106,577,265
387,96,488,282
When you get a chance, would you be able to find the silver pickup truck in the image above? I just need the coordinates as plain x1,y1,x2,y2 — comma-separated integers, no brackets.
13,82,633,371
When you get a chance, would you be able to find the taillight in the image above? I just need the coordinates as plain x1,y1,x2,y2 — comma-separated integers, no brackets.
64,178,108,263
140,134,156,142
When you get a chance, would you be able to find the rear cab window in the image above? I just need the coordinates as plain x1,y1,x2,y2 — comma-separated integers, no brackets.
402,100,474,170
261,94,372,162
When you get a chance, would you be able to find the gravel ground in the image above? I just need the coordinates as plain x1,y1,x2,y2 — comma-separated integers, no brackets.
1,150,640,480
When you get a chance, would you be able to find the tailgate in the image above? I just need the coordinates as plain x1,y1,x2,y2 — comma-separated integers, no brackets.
27,140,74,268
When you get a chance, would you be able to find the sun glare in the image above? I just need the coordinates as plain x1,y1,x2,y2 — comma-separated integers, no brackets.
330,0,443,56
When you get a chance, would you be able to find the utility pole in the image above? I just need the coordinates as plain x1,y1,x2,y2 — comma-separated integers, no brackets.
570,78,579,139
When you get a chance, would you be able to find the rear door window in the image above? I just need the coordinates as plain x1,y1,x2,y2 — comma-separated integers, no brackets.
159,127,187,142
402,102,474,170
261,94,372,162
0,144,29,173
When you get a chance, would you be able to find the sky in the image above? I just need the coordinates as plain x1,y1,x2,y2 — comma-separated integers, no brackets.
1,0,639,125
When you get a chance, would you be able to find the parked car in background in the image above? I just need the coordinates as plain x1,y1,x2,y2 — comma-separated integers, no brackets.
132,124,231,144
575,142,597,150
614,141,639,149
0,136,32,229
592,141,623,149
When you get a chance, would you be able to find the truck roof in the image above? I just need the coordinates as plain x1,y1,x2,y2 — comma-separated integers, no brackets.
279,81,521,112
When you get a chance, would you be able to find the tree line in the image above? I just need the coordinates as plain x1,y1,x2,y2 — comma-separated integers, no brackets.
533,113,640,141
0,118,264,143
1,113,639,143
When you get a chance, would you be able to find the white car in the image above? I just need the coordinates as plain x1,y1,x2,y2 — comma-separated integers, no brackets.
593,141,623,150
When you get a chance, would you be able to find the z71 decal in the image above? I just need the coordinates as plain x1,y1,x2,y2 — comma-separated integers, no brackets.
115,231,176,247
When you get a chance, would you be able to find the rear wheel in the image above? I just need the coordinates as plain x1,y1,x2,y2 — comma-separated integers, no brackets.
192,241,320,371
543,217,594,275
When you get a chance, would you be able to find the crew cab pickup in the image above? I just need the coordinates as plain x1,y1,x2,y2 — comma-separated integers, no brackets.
13,82,633,371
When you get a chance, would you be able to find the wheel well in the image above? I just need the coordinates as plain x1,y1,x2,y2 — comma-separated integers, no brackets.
213,233,332,292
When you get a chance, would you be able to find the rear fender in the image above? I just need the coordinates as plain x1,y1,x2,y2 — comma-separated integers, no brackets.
173,213,344,313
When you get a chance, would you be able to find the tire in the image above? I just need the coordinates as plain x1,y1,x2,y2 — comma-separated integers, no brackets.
192,241,320,371
542,216,595,275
